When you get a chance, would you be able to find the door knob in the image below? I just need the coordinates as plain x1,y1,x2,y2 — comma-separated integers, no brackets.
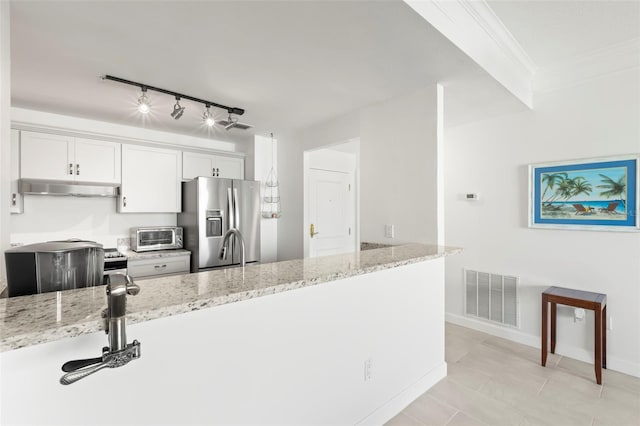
310,223,319,238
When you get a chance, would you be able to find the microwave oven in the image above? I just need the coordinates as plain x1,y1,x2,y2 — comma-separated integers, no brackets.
130,227,183,252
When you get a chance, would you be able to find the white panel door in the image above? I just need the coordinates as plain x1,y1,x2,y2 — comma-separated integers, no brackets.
308,168,355,257
74,138,121,183
215,156,244,179
182,152,215,180
120,145,182,213
20,131,74,181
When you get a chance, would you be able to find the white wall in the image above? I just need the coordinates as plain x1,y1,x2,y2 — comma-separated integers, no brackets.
444,68,640,376
0,1,10,281
10,196,175,248
1,259,446,425
278,85,440,260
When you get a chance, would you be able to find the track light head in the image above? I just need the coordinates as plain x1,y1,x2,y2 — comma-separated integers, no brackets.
224,114,238,130
203,105,215,127
171,97,185,120
137,88,150,114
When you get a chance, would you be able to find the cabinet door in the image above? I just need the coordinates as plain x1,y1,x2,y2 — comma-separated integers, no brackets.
10,130,23,214
20,131,74,181
182,152,215,180
120,145,182,213
74,138,121,183
215,156,244,179
127,254,190,279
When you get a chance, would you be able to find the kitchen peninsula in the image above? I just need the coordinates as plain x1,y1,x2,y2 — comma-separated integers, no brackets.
1,244,460,425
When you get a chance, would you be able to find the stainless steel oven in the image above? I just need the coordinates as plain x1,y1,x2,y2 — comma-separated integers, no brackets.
130,227,183,252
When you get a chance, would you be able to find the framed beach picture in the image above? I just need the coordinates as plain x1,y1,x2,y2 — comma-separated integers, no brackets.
529,155,639,231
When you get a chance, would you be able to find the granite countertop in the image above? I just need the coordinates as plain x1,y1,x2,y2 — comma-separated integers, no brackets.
122,248,191,260
0,244,461,352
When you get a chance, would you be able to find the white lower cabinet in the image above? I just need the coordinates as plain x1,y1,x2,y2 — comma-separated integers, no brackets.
127,254,190,279
120,145,182,213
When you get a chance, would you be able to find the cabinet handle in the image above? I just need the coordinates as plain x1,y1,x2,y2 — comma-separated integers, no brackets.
212,168,215,176
216,168,220,176
69,163,73,175
11,193,16,206
76,164,80,175
154,264,167,269
123,196,127,207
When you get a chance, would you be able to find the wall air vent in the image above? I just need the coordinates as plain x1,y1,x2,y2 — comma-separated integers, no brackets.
464,269,518,327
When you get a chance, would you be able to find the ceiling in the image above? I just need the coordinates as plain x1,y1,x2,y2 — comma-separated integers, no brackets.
487,0,640,69
10,1,640,142
10,0,488,142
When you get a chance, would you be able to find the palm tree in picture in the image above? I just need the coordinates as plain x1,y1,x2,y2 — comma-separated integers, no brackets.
597,174,626,208
570,177,593,199
541,172,568,206
545,177,574,206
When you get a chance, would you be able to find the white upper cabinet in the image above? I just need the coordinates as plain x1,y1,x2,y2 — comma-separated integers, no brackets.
216,155,244,179
182,152,244,180
20,131,74,181
182,152,216,180
74,138,121,183
120,144,182,213
20,131,121,183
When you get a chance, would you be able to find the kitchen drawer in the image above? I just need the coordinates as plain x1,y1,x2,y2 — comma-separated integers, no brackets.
128,254,190,279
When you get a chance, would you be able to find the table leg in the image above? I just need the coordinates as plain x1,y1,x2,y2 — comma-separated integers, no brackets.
550,302,557,354
595,305,603,385
542,296,548,367
602,305,607,369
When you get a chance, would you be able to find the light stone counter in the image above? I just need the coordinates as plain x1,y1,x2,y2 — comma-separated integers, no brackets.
0,244,461,352
121,248,191,260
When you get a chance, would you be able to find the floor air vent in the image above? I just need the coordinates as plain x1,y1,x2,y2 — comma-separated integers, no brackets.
465,269,518,327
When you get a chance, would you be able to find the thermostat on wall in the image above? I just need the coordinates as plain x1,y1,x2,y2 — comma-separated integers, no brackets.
465,193,479,201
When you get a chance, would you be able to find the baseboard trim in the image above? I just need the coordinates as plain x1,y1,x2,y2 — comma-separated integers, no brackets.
355,362,447,426
445,313,640,378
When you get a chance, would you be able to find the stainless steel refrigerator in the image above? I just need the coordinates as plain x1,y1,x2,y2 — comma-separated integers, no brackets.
178,177,260,272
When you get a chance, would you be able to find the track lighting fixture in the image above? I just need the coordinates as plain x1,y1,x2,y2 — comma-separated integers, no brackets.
101,75,251,130
137,88,150,114
171,97,185,120
203,105,215,127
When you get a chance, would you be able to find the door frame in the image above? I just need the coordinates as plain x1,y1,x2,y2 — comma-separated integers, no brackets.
303,138,360,258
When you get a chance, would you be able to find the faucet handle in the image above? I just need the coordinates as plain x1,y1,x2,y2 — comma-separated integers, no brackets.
60,340,141,385
107,272,140,296
126,277,140,296
60,359,115,385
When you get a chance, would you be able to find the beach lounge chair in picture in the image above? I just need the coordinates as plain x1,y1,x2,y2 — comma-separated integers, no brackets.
572,204,591,215
599,202,619,214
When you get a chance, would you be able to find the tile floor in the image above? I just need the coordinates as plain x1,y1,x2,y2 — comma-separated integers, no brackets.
386,323,640,426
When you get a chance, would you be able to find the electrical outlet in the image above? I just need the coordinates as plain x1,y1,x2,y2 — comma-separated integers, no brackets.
385,224,394,238
574,308,585,322
364,358,372,382
608,317,613,331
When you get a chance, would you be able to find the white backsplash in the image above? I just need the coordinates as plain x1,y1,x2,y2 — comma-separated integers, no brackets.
10,196,176,248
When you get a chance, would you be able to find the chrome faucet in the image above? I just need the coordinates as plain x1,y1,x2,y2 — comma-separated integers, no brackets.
219,228,246,267
59,272,141,385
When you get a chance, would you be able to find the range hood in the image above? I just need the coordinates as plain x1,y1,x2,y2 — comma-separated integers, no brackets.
19,179,120,197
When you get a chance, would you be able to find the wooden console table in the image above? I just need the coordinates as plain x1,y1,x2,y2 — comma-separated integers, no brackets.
541,286,607,384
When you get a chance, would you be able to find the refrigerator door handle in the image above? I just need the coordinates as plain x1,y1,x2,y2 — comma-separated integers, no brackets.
233,188,240,230
227,187,234,229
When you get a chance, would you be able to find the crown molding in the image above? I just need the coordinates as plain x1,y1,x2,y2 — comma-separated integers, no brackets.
404,0,534,108
458,0,537,75
534,37,640,93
